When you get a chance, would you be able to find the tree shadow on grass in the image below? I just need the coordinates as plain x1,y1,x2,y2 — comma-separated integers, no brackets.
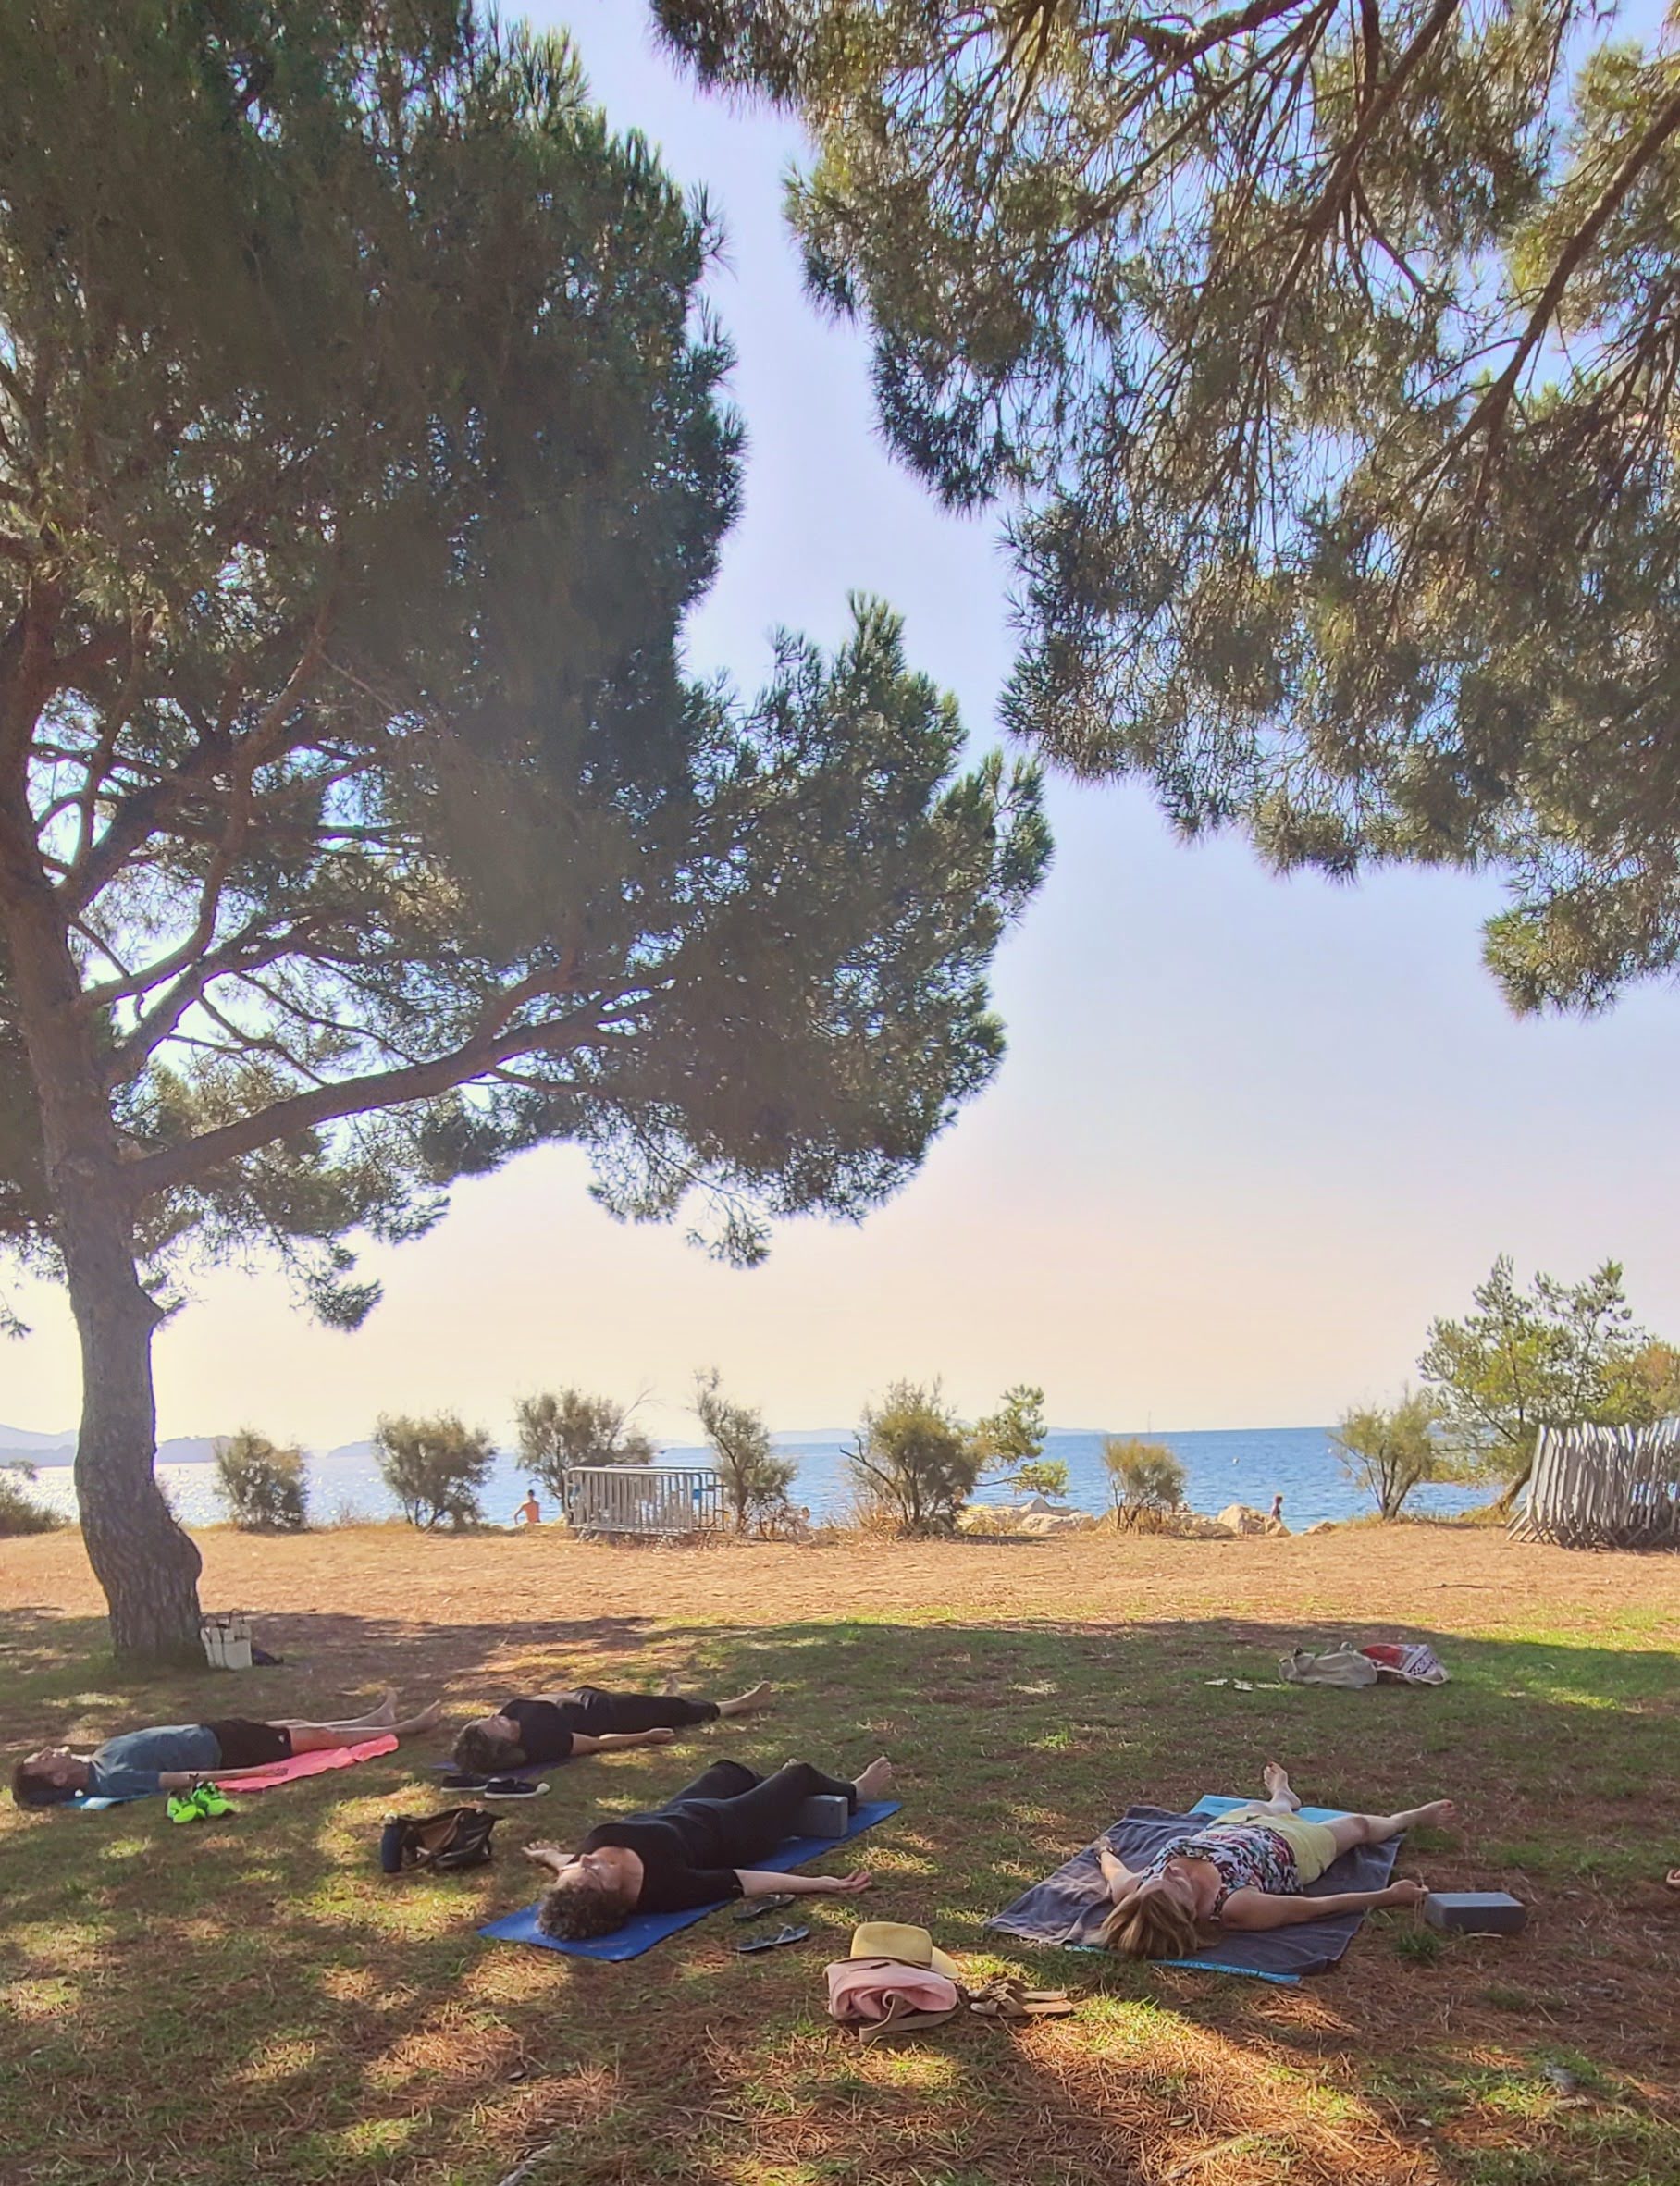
1,1607,1676,2186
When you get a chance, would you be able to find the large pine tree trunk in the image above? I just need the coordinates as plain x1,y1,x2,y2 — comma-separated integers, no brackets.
62,1186,204,1662
0,797,204,1663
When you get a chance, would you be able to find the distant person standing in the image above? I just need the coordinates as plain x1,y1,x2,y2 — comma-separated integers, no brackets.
514,1488,543,1527
1269,1492,1284,1525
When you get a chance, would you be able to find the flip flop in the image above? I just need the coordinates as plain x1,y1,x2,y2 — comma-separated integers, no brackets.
967,1977,1077,2019
737,1923,809,1955
734,1894,797,1923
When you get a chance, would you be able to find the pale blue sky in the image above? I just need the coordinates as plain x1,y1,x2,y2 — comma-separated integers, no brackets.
4,4,1676,1447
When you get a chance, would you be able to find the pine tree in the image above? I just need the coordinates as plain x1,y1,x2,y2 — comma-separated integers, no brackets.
660,1,1680,1008
0,3,1047,1658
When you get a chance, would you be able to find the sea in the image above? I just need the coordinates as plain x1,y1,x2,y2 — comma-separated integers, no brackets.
18,1425,1488,1530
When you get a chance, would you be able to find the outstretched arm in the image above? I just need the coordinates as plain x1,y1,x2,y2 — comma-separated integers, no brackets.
567,1728,678,1755
735,1868,873,1899
158,1763,298,1789
1222,1881,1427,1931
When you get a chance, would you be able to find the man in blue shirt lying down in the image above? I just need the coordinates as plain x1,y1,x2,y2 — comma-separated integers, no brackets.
12,1688,441,1806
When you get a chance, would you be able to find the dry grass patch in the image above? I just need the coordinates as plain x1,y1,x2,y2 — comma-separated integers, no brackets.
1,1525,1676,2186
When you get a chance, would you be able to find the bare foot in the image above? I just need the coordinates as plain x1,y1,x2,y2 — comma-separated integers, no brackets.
1665,1869,1680,1893
852,1755,895,1802
372,1687,399,1722
720,1681,773,1718
399,1702,444,1735
1263,1761,1300,1810
1414,1799,1456,1828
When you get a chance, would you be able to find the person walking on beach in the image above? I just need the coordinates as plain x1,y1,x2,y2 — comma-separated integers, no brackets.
451,1678,773,1775
523,1754,893,1938
1093,1761,1450,1958
13,1690,442,1807
1269,1492,1284,1525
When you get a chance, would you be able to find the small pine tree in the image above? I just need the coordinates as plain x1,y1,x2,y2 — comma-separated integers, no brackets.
1101,1437,1186,1531
849,1380,982,1536
375,1414,495,1531
972,1384,1066,1496
1419,1256,1663,1503
1332,1390,1442,1521
514,1389,655,1501
694,1369,796,1534
214,1429,309,1532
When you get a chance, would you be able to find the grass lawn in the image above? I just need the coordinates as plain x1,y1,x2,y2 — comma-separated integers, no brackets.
2,1522,1677,2186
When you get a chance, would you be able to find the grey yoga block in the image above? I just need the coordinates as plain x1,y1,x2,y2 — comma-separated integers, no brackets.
794,1794,850,1838
1425,1891,1527,1934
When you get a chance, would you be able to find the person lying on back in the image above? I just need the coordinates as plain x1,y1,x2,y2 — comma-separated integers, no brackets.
524,1754,892,1937
451,1679,772,1775
1093,1760,1447,1957
13,1690,441,1806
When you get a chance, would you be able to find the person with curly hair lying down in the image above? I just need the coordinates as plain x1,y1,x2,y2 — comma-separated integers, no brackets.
522,1754,895,1939
1095,1761,1451,1958
12,1689,442,1807
451,1679,772,1776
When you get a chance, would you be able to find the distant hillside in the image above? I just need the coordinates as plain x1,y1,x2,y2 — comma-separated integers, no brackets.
0,1421,76,1454
0,1434,74,1470
155,1437,219,1465
0,1426,220,1468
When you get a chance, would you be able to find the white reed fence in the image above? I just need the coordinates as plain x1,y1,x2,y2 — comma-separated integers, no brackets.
1511,1422,1680,1549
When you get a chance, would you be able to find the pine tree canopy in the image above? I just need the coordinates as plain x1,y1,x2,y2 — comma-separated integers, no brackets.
0,0,1049,1326
657,0,1680,1010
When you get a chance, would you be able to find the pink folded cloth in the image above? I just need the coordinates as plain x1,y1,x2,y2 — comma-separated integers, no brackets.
825,1958,962,2023
222,1733,399,1793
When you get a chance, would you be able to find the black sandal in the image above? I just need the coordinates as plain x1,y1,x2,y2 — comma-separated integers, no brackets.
734,1894,796,1923
737,1923,809,1955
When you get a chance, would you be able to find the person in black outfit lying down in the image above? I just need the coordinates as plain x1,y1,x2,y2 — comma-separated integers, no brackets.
522,1755,895,1937
451,1680,772,1775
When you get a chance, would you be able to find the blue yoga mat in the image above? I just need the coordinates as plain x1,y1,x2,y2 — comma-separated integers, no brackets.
987,1793,1399,1983
480,1798,902,1961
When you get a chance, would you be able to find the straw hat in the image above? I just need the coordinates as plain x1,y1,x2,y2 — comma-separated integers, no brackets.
847,1921,959,1980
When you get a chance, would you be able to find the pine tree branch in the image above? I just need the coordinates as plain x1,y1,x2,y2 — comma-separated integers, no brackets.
128,1006,612,1196
61,598,334,915
1447,69,1680,494
103,912,346,1082
1257,0,1462,324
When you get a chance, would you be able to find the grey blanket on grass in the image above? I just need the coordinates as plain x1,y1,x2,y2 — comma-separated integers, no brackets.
985,1801,1399,1981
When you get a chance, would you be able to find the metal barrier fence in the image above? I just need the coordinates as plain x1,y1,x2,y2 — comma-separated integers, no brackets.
562,1464,721,1538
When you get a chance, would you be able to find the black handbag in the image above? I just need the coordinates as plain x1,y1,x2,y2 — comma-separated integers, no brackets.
379,1805,499,1873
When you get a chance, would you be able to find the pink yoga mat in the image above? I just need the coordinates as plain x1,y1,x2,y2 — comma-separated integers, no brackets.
222,1732,399,1793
